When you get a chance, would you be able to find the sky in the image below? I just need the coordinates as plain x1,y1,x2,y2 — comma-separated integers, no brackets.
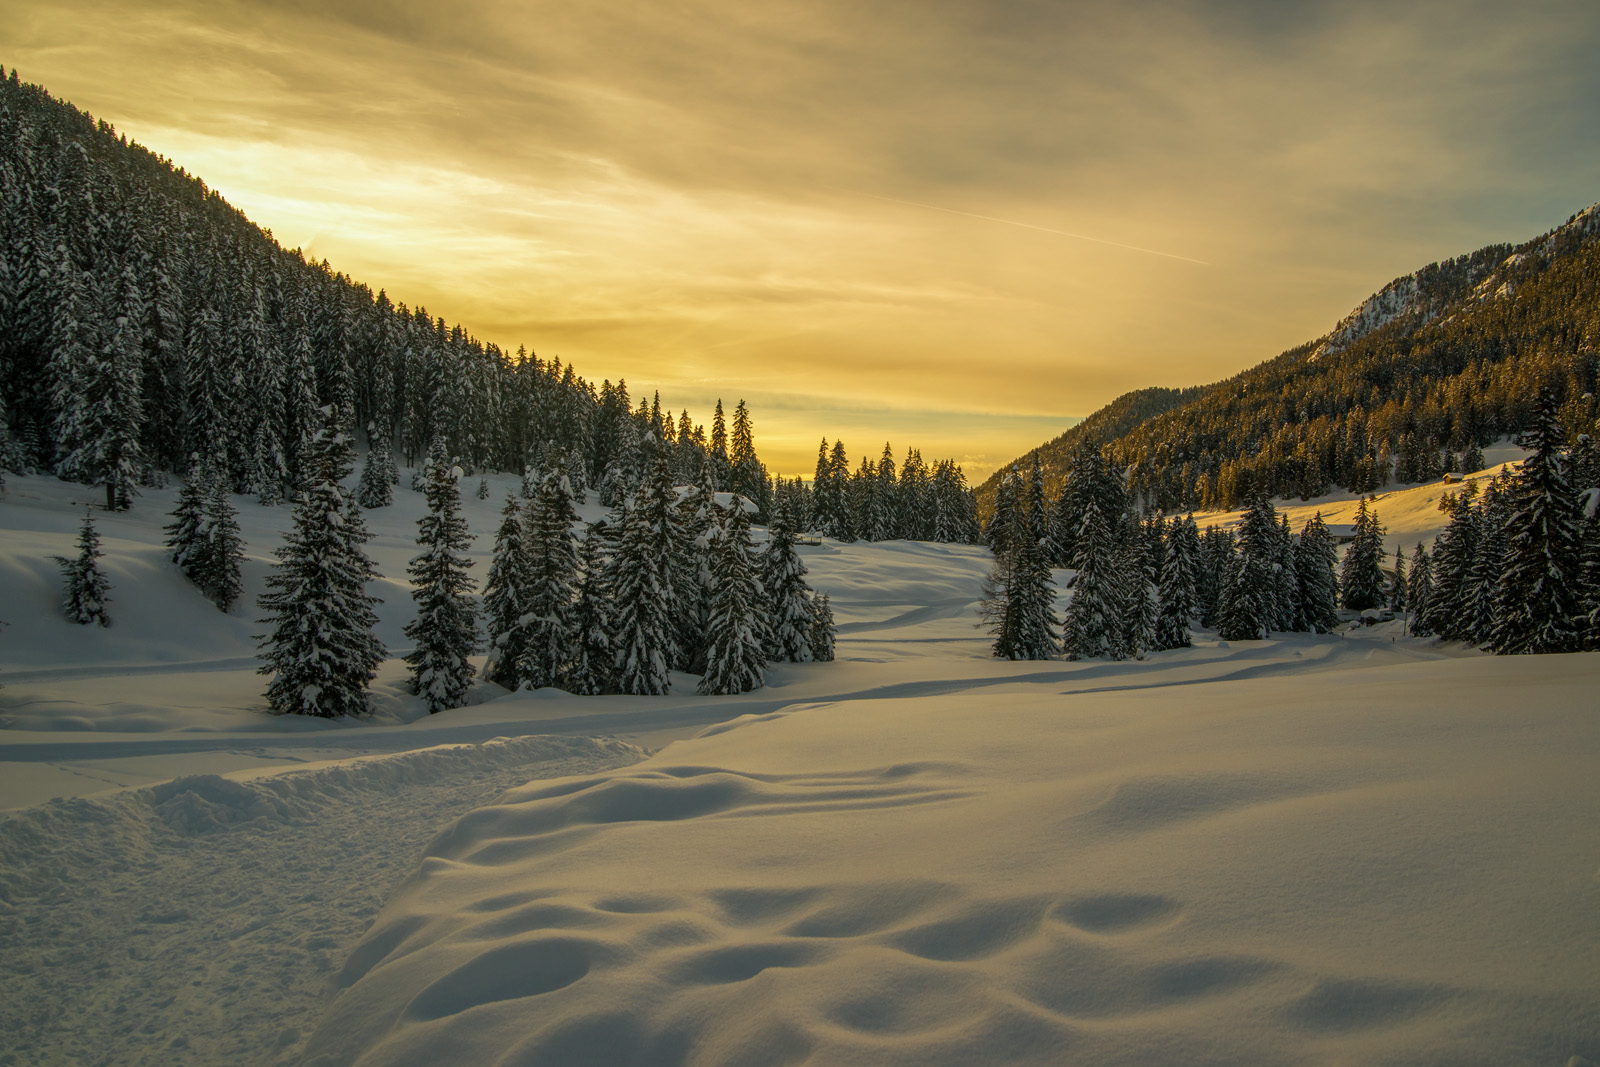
4,1,1600,479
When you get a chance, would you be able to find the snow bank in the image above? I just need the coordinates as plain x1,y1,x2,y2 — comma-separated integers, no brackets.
305,653,1600,1066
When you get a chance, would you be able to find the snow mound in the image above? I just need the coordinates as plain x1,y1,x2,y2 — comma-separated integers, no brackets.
306,654,1600,1066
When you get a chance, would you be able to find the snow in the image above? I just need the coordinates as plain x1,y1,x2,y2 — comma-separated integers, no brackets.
3,463,1597,1065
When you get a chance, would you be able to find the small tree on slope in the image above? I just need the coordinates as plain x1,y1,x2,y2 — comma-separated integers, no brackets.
404,443,478,712
257,407,385,718
809,592,837,662
198,474,244,612
56,509,111,626
699,503,770,694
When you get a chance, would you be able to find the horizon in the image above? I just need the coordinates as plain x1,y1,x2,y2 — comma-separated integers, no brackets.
4,1,1598,478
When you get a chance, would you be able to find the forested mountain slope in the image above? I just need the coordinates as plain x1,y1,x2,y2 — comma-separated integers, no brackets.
0,67,771,512
983,203,1600,511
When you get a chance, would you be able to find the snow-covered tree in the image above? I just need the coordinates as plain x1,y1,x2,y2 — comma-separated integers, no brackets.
982,525,1058,660
257,406,385,718
55,508,111,626
612,459,681,694
517,470,581,690
1152,516,1198,650
699,502,769,694
809,592,837,662
355,429,395,509
1295,512,1340,634
197,474,243,611
1060,482,1122,660
568,521,615,695
1408,543,1435,637
404,443,478,712
1388,543,1407,611
1489,395,1584,655
762,494,815,663
482,494,534,688
1218,494,1277,641
164,458,213,576
1339,497,1386,611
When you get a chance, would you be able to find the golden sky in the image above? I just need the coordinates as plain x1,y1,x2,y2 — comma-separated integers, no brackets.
5,0,1599,478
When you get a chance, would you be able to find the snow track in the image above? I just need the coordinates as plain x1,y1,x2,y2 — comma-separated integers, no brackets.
0,736,644,1067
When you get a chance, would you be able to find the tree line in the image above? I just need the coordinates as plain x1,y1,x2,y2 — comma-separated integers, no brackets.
982,393,1600,659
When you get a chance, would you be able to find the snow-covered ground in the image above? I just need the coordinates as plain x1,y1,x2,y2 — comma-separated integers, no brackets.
2,458,1596,1066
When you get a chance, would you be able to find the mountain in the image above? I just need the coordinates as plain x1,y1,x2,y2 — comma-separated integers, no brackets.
981,203,1600,511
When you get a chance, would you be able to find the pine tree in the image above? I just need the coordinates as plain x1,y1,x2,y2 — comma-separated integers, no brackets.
698,501,769,694
517,470,582,689
1408,543,1435,637
612,458,681,694
982,528,1058,660
197,474,243,611
404,443,478,711
985,470,1020,556
1218,494,1278,641
1465,475,1512,645
568,522,614,695
482,494,535,688
1060,486,1121,660
164,457,213,577
1152,516,1198,650
1388,543,1407,611
55,509,111,626
355,429,395,509
1430,485,1480,641
1295,513,1341,633
1489,394,1584,654
1339,497,1386,611
762,494,816,663
257,406,385,718
809,592,837,662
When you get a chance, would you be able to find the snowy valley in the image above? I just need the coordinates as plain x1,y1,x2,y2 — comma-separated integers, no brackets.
3,457,1598,1066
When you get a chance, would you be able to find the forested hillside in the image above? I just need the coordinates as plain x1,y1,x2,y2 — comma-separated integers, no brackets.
0,67,796,518
983,204,1600,512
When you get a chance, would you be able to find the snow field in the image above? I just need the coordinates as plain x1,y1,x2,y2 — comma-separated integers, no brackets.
0,735,645,1067
305,653,1600,1066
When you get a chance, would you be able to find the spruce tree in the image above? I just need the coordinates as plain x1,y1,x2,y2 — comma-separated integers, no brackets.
568,522,615,695
809,592,837,662
1060,489,1120,660
699,501,769,694
612,458,681,694
164,457,213,578
517,470,582,689
982,528,1058,660
1465,475,1512,644
985,470,1021,557
1339,497,1386,611
56,509,111,626
404,443,478,712
1408,543,1435,637
1388,543,1407,611
1152,516,1198,650
483,494,535,688
198,473,244,611
1430,485,1480,640
1489,395,1584,654
355,429,395,509
1218,494,1278,641
763,494,816,663
257,406,385,718
1295,513,1340,633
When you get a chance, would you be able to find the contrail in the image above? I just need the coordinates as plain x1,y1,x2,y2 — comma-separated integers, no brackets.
858,192,1210,266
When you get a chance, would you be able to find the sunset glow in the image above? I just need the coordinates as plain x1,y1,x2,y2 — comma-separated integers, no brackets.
6,0,1597,476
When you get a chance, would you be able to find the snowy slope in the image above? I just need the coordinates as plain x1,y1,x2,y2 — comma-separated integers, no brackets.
306,652,1600,1067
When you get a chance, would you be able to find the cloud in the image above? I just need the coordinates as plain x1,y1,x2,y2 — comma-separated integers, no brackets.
4,0,1599,476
